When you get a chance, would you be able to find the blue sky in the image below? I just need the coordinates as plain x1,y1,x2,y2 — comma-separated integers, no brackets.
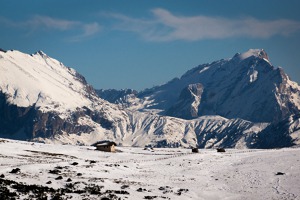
1,0,300,90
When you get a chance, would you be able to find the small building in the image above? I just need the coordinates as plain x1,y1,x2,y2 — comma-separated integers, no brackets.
95,141,117,152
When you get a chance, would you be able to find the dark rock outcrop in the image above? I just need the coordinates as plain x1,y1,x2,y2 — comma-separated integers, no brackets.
252,114,300,148
166,83,203,119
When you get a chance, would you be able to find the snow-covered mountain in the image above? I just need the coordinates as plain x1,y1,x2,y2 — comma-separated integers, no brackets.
0,49,129,141
0,49,299,148
99,49,300,123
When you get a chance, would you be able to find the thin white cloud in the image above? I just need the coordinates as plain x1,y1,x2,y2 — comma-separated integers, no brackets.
0,15,101,41
69,22,101,42
28,15,79,31
82,22,101,37
108,8,300,41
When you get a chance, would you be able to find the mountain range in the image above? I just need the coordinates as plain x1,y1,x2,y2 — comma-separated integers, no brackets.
0,48,299,148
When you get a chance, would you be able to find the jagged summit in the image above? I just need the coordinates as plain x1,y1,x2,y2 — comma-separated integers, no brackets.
234,49,269,61
35,50,47,56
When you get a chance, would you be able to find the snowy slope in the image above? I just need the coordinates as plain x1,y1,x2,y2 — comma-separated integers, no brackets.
0,49,129,140
0,50,96,113
0,139,300,199
99,49,300,123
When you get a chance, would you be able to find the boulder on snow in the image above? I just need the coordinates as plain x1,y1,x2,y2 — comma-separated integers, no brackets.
192,148,199,153
217,148,226,153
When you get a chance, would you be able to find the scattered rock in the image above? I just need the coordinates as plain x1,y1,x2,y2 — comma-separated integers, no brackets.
49,169,61,174
121,185,129,189
0,174,5,178
90,160,97,164
158,186,165,191
71,162,79,166
137,188,146,192
77,173,83,176
10,168,20,174
178,188,189,192
144,196,157,199
276,172,285,175
114,190,130,195
66,178,72,182
55,176,63,180
176,188,189,195
46,181,52,184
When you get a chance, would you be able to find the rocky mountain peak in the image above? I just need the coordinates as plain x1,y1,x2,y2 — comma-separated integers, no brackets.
35,50,49,59
235,49,269,61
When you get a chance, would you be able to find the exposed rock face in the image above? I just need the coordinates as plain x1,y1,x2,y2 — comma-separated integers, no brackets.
166,83,203,119
252,114,300,148
96,89,138,106
0,92,114,140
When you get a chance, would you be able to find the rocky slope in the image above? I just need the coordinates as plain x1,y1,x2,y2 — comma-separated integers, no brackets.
252,114,300,148
99,49,300,123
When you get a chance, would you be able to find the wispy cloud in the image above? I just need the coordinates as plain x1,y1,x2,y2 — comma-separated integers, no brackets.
27,15,79,31
0,15,101,41
107,8,300,41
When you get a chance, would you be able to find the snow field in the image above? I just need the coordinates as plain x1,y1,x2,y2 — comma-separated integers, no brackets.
0,139,300,199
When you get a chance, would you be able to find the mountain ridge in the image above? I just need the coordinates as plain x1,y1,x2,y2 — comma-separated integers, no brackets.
1,48,299,149
98,49,300,123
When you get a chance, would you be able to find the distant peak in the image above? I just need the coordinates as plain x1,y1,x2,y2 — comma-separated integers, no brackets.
235,49,269,61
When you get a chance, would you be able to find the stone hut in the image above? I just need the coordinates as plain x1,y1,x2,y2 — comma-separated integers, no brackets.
95,141,117,152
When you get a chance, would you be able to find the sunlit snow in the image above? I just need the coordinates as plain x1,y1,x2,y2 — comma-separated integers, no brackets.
0,139,299,199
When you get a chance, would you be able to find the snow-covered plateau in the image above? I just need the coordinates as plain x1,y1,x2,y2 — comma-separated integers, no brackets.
0,139,299,199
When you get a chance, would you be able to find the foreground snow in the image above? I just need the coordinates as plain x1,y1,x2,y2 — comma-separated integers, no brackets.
0,139,299,199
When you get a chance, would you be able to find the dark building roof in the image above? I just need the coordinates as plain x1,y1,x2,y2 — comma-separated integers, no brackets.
92,140,117,147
